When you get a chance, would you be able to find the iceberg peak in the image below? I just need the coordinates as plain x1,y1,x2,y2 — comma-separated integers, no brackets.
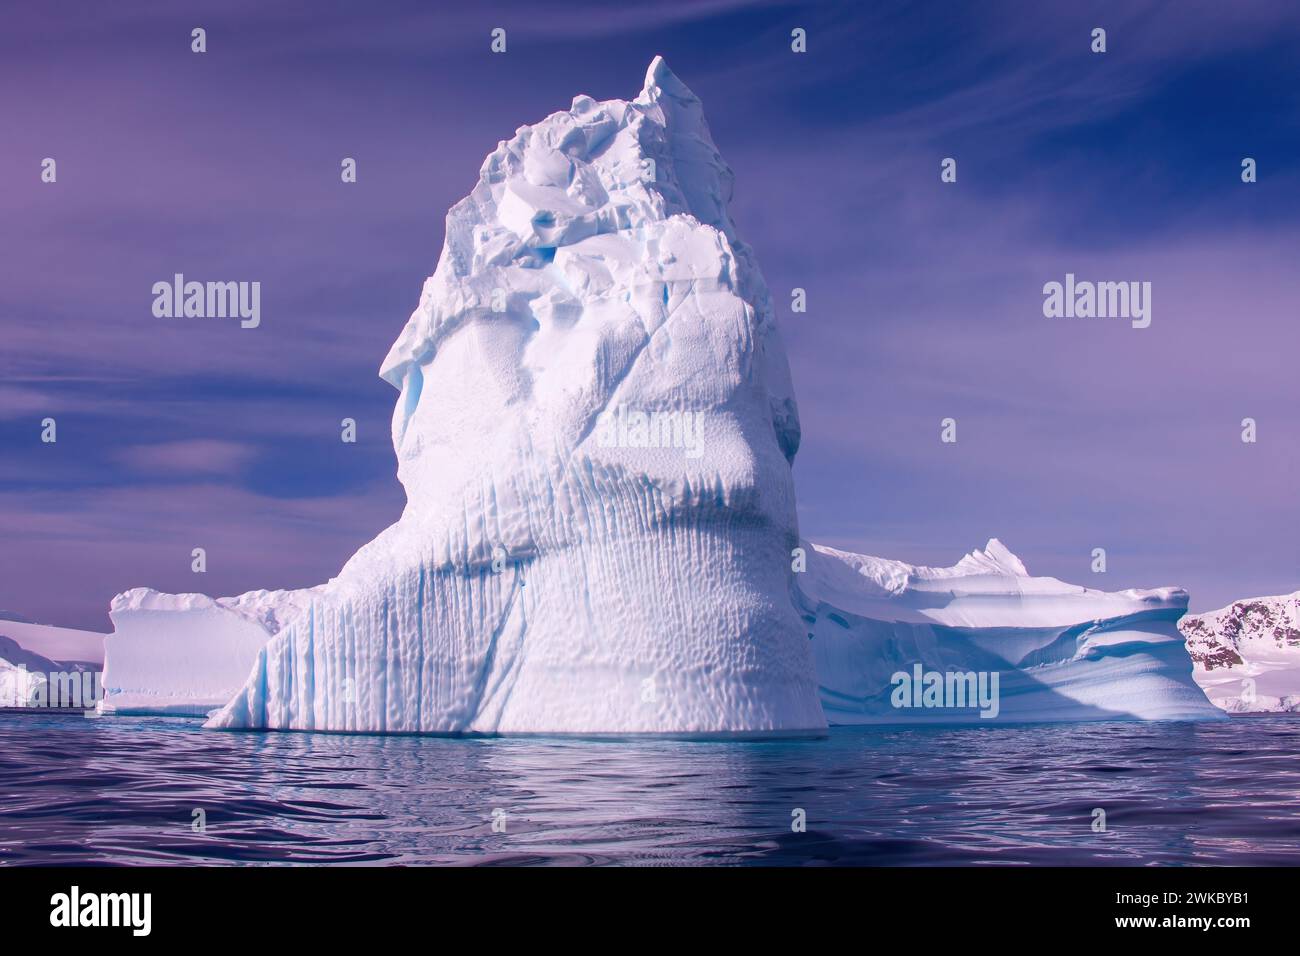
980,538,1029,576
639,55,698,104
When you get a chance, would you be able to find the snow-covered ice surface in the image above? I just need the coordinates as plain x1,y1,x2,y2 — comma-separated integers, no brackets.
0,636,60,707
0,662,42,707
206,57,825,734
0,634,98,707
0,617,103,707
0,618,104,665
800,539,1223,723
1181,593,1300,713
101,587,320,716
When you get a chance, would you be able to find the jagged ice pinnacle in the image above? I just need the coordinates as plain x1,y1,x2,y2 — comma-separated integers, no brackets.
206,57,825,734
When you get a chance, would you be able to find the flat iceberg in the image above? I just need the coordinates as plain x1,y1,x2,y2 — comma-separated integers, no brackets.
1181,592,1300,713
205,57,825,734
800,539,1223,723
0,616,104,665
101,587,320,715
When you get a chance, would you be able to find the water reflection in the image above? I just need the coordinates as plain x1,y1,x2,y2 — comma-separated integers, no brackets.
0,715,1297,865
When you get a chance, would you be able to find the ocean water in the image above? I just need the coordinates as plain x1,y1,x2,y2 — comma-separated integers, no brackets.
1,713,1298,865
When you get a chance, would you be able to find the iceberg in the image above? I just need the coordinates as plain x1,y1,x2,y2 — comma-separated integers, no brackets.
0,634,98,708
0,616,105,665
1181,593,1300,713
206,57,825,734
113,537,1223,725
0,635,60,707
101,587,319,716
136,58,1216,735
800,539,1223,723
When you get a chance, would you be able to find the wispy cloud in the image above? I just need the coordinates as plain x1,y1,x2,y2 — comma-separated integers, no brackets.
116,439,257,477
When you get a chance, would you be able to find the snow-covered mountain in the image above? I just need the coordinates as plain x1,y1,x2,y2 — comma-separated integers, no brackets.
205,57,824,734
802,539,1221,723
1181,593,1300,713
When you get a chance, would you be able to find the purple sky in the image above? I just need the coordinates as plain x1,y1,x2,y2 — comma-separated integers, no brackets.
2,0,1298,630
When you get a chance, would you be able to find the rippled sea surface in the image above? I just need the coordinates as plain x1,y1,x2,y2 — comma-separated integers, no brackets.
2,713,1298,865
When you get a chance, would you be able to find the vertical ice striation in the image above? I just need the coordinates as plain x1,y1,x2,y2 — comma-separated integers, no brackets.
206,58,825,734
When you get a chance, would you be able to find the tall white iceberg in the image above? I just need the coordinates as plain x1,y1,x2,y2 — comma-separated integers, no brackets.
801,539,1223,723
207,57,825,734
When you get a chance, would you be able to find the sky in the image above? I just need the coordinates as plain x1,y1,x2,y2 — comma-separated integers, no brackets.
2,0,1298,631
